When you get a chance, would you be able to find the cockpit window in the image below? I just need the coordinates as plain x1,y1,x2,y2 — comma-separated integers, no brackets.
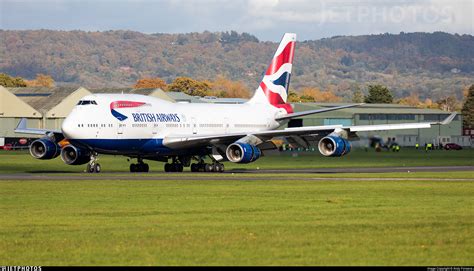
77,100,98,105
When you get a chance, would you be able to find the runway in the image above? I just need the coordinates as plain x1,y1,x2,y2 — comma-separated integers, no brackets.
0,165,472,181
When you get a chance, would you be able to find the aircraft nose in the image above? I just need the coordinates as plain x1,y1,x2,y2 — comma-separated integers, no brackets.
61,115,77,139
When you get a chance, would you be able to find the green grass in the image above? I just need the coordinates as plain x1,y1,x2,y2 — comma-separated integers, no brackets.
0,149,473,265
1,178,473,265
1,148,473,173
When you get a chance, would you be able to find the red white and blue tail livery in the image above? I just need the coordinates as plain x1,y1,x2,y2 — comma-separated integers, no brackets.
249,33,295,113
15,33,456,173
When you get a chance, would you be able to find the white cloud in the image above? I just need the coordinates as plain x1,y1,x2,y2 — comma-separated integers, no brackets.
1,0,471,40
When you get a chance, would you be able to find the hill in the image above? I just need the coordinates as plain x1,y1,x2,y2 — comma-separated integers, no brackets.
0,30,472,101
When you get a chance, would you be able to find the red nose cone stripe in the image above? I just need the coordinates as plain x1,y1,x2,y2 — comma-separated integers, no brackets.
110,101,146,110
265,41,295,76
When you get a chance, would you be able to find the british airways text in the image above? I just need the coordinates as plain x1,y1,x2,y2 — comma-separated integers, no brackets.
132,113,180,123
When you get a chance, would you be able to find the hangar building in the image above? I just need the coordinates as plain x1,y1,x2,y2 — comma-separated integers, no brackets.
290,103,468,147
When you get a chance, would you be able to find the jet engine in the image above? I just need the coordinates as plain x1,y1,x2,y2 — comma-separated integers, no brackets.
61,145,90,165
29,138,60,160
318,135,351,157
225,142,262,163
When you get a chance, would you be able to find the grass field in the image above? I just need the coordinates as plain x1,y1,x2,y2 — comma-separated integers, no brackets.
1,148,473,173
0,149,473,265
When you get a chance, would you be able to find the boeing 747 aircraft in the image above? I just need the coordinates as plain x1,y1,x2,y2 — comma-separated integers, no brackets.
15,33,456,173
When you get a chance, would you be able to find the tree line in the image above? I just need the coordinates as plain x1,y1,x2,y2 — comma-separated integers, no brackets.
1,30,472,103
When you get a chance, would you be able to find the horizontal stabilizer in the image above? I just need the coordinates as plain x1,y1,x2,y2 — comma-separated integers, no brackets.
275,103,363,121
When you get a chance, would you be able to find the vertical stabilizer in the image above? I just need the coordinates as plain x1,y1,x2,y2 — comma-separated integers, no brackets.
248,33,296,113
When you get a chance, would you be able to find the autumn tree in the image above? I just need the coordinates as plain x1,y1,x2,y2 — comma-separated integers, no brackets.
436,96,459,112
351,87,364,103
364,84,393,104
167,77,211,97
287,91,300,103
209,75,250,98
461,84,474,128
134,77,167,89
0,73,27,87
26,74,55,87
398,93,421,107
299,87,342,102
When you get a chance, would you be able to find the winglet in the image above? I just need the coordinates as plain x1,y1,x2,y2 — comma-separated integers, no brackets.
438,112,456,125
15,118,28,131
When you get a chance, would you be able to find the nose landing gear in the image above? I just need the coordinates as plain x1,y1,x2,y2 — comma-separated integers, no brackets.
86,153,101,173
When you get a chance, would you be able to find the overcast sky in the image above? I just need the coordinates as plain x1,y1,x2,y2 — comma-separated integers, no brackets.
1,0,472,41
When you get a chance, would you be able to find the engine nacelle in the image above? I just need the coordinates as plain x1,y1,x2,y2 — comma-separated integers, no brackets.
60,145,90,165
318,136,351,157
226,143,262,163
29,138,60,160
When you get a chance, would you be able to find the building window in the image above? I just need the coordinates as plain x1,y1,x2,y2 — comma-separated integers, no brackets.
387,114,415,121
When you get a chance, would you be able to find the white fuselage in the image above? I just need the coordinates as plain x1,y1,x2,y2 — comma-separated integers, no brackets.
61,94,286,155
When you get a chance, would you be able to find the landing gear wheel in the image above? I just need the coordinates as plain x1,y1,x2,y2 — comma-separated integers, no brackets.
94,163,101,173
215,163,224,173
130,162,149,172
204,163,213,172
191,163,198,172
87,163,94,173
165,163,183,172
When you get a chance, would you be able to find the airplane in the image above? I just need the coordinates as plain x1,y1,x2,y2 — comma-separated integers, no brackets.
15,33,456,173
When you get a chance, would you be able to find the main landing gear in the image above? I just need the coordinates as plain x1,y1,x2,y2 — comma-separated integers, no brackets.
190,157,224,173
130,158,149,172
163,156,225,173
87,153,101,173
164,157,184,172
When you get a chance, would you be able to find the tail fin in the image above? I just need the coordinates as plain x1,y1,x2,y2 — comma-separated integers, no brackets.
248,33,296,113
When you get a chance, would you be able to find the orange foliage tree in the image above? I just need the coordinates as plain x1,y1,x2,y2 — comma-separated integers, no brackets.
167,77,211,97
26,74,55,87
209,75,250,98
397,93,422,107
299,87,342,102
133,77,167,89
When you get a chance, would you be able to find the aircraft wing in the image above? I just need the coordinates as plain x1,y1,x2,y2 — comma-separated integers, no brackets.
163,113,456,149
14,118,64,139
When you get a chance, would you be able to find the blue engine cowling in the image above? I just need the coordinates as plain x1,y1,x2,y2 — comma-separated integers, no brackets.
318,136,351,157
60,145,90,165
226,142,262,163
29,138,60,160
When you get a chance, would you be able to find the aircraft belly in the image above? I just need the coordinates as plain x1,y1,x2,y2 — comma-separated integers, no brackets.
71,138,167,153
